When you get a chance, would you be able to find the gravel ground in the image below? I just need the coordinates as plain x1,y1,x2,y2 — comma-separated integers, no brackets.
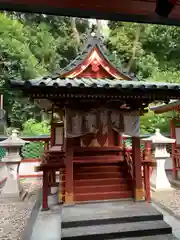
152,188,180,218
0,196,36,240
0,180,41,240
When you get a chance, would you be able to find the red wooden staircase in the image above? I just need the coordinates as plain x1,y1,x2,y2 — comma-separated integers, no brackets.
73,162,133,202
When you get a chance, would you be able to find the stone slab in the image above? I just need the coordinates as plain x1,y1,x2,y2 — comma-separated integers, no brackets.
30,196,62,240
62,201,162,224
114,234,178,240
62,220,171,238
21,190,41,240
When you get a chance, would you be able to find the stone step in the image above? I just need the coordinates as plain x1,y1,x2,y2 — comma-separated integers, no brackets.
113,234,178,240
61,220,172,239
62,202,163,228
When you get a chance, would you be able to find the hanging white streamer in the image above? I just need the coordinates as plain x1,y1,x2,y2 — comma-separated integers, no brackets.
65,108,140,138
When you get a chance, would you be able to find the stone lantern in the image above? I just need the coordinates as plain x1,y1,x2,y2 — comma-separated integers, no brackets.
0,129,29,198
142,128,175,191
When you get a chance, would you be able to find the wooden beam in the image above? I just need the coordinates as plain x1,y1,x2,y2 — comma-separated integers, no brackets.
42,170,49,211
1,0,180,25
65,145,74,204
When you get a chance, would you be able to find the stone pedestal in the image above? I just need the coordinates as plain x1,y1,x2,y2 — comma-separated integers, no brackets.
143,129,175,191
151,153,172,191
1,161,21,196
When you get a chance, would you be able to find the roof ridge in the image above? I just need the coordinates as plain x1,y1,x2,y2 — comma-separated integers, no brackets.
29,27,138,81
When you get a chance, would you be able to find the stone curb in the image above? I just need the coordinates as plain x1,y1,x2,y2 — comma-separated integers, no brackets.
20,190,42,240
152,199,180,221
169,179,180,189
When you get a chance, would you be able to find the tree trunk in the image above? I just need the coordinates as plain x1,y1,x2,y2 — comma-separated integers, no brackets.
126,24,141,73
96,19,102,37
71,18,80,54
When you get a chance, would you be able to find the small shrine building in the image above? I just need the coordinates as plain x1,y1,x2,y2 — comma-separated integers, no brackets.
151,100,180,180
10,32,180,210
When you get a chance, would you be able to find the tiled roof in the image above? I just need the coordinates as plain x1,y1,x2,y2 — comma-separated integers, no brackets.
50,34,135,80
150,100,180,113
10,77,180,91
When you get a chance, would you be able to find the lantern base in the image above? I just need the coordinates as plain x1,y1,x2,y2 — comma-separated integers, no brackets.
150,158,173,191
1,178,20,197
1,163,21,197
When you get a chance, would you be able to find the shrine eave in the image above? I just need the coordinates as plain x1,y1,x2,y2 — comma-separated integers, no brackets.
10,78,180,101
150,100,180,114
10,78,180,90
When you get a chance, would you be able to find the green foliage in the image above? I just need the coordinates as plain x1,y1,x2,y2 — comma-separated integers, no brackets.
22,119,50,136
150,70,180,83
140,111,172,134
21,141,44,159
0,147,6,161
108,22,180,133
21,119,50,159
108,23,144,67
108,22,180,80
0,13,88,129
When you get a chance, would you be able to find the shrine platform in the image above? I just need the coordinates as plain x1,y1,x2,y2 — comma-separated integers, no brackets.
61,201,177,240
29,199,180,240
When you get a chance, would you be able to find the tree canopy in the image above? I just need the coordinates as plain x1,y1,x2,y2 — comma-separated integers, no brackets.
108,22,180,134
0,13,88,130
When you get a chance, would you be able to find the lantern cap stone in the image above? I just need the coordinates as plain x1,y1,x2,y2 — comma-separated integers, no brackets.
142,128,176,144
0,129,29,147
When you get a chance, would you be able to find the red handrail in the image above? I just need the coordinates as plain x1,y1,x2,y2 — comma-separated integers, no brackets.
172,153,180,179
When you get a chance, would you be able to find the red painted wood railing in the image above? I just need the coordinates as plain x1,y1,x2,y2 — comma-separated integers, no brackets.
172,153,180,179
141,159,155,202
123,144,155,202
124,149,133,179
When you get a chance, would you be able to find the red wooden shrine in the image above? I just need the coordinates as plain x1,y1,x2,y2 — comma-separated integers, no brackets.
0,0,180,25
11,31,180,210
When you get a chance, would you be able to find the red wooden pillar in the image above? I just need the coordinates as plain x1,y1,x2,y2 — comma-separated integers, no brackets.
132,137,144,201
42,170,49,211
143,162,151,202
145,141,151,156
119,134,123,146
65,146,74,204
44,139,49,152
118,134,123,159
144,140,153,175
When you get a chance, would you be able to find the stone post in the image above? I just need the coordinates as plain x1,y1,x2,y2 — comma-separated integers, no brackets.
0,129,29,198
143,129,175,191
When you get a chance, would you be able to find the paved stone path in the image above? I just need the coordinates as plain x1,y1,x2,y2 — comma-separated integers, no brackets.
0,195,35,240
31,204,62,240
153,203,180,239
31,199,180,240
